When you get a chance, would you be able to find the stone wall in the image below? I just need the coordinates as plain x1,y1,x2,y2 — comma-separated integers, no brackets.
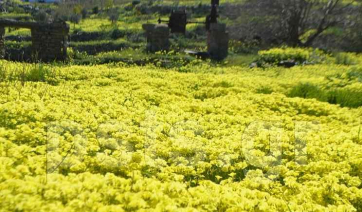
143,24,170,53
0,27,5,59
207,23,229,60
31,26,68,61
0,19,69,62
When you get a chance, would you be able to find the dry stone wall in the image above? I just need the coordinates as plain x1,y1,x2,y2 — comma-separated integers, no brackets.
31,26,68,61
0,19,69,62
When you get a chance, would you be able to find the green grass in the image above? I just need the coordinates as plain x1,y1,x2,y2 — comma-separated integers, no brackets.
288,83,362,108
0,63,58,85
224,53,258,67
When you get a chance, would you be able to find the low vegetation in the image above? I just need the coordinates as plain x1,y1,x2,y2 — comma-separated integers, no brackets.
0,0,361,211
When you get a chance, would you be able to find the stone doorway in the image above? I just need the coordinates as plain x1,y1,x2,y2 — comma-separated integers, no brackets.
0,19,69,62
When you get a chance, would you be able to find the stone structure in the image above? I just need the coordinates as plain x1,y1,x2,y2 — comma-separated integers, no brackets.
0,27,5,59
142,24,170,53
0,19,69,61
207,23,229,60
168,10,187,34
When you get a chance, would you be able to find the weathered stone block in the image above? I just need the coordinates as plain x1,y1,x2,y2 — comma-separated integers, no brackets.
143,24,170,53
142,24,155,32
31,27,68,61
210,23,226,32
207,23,229,60
0,19,69,62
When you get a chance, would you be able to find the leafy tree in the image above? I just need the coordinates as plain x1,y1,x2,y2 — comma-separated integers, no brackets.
108,7,120,24
33,10,51,23
242,0,358,47
70,14,81,29
73,4,83,16
81,8,88,19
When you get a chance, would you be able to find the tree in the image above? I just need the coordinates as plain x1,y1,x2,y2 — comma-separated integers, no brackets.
33,9,51,23
70,14,81,29
73,4,83,17
108,7,120,24
242,0,357,47
81,8,88,19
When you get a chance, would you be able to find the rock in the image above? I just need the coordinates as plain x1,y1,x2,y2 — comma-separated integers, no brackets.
185,50,210,59
249,62,258,68
278,60,297,68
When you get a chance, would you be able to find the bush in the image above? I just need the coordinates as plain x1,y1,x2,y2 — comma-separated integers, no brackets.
32,10,51,23
258,47,326,65
0,63,57,85
110,28,125,40
70,14,82,27
25,65,51,82
288,83,324,99
327,89,362,108
132,0,141,6
229,40,260,54
92,6,99,14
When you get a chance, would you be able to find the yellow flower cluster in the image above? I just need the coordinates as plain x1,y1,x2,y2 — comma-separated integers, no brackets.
0,59,361,211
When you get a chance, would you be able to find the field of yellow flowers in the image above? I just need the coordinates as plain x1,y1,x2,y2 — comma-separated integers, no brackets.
0,59,361,211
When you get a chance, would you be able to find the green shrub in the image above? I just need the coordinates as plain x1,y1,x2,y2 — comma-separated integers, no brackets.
258,47,326,65
288,83,325,99
110,28,125,39
25,65,48,82
334,52,358,65
92,6,99,14
22,64,58,85
0,63,58,85
229,40,259,54
327,89,362,108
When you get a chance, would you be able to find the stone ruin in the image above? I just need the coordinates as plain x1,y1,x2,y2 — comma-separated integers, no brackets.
0,27,4,59
142,22,229,60
142,0,229,60
142,24,170,53
207,23,229,60
0,19,69,62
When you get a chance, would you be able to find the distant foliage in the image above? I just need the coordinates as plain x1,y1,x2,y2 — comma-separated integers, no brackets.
32,9,51,23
